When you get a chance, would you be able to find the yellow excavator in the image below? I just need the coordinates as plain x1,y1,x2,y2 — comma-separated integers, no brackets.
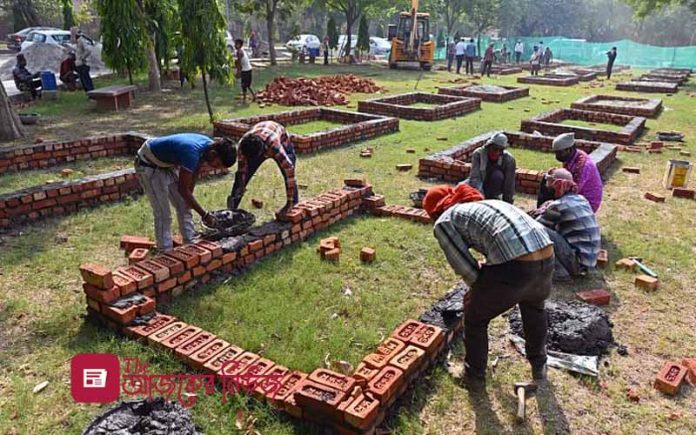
387,0,434,70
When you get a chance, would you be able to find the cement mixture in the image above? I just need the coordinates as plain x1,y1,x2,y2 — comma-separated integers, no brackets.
419,281,468,331
82,398,201,435
468,84,509,93
508,300,614,356
0,42,106,81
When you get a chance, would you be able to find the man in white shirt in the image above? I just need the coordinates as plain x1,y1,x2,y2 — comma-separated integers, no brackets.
75,31,94,92
455,38,466,74
514,40,524,63
235,38,255,102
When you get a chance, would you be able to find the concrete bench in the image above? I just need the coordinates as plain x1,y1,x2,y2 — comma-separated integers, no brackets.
87,85,137,111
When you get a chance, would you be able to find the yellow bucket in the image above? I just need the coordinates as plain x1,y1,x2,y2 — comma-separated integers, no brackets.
663,160,693,189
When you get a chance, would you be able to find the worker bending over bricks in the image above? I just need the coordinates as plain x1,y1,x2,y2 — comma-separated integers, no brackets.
227,121,298,217
530,168,601,281
135,133,237,251
423,183,554,384
464,132,517,204
537,133,603,212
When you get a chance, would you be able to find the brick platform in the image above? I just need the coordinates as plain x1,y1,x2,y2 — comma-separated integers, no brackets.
357,92,481,121
213,108,399,153
438,84,529,103
616,81,679,94
638,74,687,85
517,74,580,86
521,108,645,145
488,65,523,75
553,68,598,82
651,67,691,77
571,95,663,118
417,130,618,194
80,182,462,434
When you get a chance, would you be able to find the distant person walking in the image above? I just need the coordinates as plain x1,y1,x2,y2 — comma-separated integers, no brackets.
447,39,456,72
538,41,545,66
323,35,330,65
606,47,617,79
481,43,495,77
235,39,255,102
455,38,466,74
75,31,94,93
465,38,476,75
530,46,541,76
544,47,553,67
501,44,509,64
514,40,524,63
249,31,260,58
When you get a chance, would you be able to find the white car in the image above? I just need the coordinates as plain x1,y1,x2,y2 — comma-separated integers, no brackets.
20,29,72,51
286,34,321,53
370,37,391,56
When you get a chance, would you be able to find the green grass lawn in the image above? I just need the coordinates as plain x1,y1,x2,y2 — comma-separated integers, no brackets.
560,118,627,132
508,148,560,171
1,64,695,434
286,119,345,135
0,157,134,195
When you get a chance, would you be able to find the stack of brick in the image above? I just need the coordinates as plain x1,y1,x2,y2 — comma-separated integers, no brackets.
357,92,481,121
213,108,399,154
521,109,645,145
373,205,432,224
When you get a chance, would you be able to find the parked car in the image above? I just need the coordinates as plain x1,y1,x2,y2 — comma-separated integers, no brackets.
370,37,391,56
7,26,60,51
20,29,72,51
286,34,321,54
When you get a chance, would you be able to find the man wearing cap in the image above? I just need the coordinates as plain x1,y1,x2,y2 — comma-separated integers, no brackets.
532,168,601,280
75,31,94,93
465,132,517,204
423,185,554,384
539,132,603,212
135,133,237,252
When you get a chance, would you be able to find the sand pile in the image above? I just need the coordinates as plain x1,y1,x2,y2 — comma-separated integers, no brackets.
1,42,106,81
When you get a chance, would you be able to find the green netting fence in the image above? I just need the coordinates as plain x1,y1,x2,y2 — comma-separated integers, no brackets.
435,36,696,69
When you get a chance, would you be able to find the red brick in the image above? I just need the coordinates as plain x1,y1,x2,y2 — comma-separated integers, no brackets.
344,178,366,187
360,247,376,263
188,338,230,370
353,363,380,388
159,325,202,351
128,248,150,265
202,345,245,374
135,260,170,283
681,358,696,384
270,371,308,407
635,274,659,291
101,302,139,325
157,277,177,293
113,273,137,296
409,324,444,354
367,365,404,402
615,258,636,271
254,365,290,401
124,313,176,341
344,393,380,430
192,265,206,277
644,192,666,203
180,244,212,264
222,251,237,264
82,283,120,303
576,288,611,306
596,249,608,268
390,344,426,376
174,331,216,359
293,379,346,419
116,266,154,289
622,166,640,174
308,368,357,393
177,271,192,285
206,259,222,272
147,321,188,347
196,240,223,258
672,188,696,199
167,248,200,269
120,235,155,253
324,248,340,262
248,239,264,253
391,319,425,342
152,255,185,275
251,198,264,208
654,362,688,395
85,297,100,313
220,351,260,376
396,164,413,171
79,263,114,289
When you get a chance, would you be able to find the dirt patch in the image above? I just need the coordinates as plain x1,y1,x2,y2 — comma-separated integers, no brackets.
507,300,614,356
82,398,201,435
419,281,468,332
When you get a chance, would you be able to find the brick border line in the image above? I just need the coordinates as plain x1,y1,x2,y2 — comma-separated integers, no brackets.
0,132,149,175
520,108,645,145
213,108,399,154
571,95,663,118
616,81,679,94
438,85,529,103
565,68,599,82
417,130,618,194
517,75,580,86
357,92,481,121
638,74,687,85
489,65,523,75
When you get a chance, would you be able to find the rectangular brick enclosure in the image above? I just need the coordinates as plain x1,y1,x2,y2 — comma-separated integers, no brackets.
553,68,599,82
489,65,523,75
517,74,580,86
521,108,645,145
571,95,663,118
418,130,618,194
638,74,687,85
616,81,679,94
213,108,398,153
438,84,529,103
357,92,481,121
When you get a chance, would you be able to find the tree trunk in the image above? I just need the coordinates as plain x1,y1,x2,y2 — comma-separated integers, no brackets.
146,37,162,92
0,81,26,141
345,17,354,58
267,10,277,66
13,0,41,29
201,71,214,123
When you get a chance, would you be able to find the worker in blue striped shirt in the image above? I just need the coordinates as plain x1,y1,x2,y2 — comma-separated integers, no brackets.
532,168,601,281
423,185,554,383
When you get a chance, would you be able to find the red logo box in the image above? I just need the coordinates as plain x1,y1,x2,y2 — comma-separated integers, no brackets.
71,353,120,403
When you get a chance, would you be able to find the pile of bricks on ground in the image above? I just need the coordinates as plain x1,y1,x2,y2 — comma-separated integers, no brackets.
255,75,384,107
521,108,645,145
417,130,618,194
79,181,466,433
213,108,399,154
571,95,663,118
517,74,580,86
438,84,529,103
357,92,481,121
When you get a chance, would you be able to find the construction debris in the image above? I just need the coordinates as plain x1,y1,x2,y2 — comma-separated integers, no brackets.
256,75,385,107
